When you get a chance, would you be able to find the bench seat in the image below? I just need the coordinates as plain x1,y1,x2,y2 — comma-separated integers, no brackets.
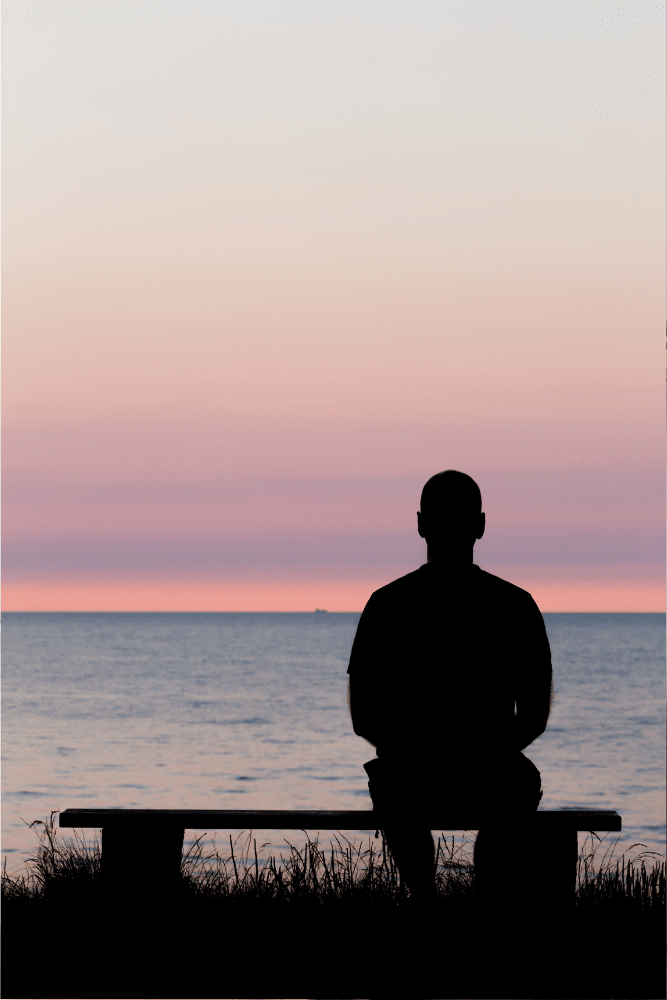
60,807,621,831
59,807,621,909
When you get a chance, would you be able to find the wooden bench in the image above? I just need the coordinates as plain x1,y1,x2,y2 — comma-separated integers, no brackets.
60,807,621,908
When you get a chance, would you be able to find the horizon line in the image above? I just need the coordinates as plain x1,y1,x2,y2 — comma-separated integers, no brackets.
3,608,662,614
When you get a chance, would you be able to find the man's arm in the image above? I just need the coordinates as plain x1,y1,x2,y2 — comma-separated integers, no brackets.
348,674,379,748
346,595,386,749
512,597,553,752
513,673,553,751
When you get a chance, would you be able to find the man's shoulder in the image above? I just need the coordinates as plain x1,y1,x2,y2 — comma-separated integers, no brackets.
475,568,536,604
367,568,425,604
364,564,540,612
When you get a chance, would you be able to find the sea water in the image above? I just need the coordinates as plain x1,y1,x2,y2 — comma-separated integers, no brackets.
2,612,664,875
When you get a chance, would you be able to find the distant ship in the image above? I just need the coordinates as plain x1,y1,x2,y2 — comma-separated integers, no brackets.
314,608,327,614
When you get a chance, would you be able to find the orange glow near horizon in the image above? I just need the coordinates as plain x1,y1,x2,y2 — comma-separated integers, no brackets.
3,564,664,613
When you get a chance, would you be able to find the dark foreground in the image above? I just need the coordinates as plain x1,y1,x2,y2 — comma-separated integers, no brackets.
3,891,664,999
3,817,664,999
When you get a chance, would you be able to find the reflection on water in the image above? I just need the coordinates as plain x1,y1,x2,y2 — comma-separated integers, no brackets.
2,612,664,871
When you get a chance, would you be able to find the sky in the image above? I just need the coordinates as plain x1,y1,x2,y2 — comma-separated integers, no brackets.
3,0,665,611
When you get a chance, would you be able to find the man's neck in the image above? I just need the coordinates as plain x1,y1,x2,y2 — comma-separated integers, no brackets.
425,548,475,568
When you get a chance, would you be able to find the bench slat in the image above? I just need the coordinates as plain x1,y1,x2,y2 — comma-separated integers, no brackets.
59,807,622,831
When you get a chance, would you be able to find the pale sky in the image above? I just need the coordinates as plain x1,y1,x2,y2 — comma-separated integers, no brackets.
3,0,665,610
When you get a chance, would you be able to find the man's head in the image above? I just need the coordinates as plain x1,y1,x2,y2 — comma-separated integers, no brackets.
417,470,485,560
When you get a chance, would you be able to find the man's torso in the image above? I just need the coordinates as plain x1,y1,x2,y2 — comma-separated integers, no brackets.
347,563,551,765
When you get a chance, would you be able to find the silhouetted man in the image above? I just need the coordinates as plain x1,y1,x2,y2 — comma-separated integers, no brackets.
347,470,552,907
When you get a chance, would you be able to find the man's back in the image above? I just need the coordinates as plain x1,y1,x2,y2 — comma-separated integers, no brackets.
347,561,552,767
347,470,552,900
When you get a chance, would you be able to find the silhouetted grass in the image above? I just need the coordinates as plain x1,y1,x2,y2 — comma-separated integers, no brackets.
3,809,663,913
3,811,664,999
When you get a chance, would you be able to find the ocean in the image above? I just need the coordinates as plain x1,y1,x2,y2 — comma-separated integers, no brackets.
2,611,664,875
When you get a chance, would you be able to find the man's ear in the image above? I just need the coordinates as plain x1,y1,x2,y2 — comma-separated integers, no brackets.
476,512,486,540
417,511,425,538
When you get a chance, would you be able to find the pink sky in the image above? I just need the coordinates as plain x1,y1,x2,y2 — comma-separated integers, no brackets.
3,2,665,612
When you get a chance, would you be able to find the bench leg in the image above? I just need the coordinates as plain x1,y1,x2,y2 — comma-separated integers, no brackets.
101,824,185,900
474,826,578,996
474,826,578,920
516,825,578,922
539,826,578,912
